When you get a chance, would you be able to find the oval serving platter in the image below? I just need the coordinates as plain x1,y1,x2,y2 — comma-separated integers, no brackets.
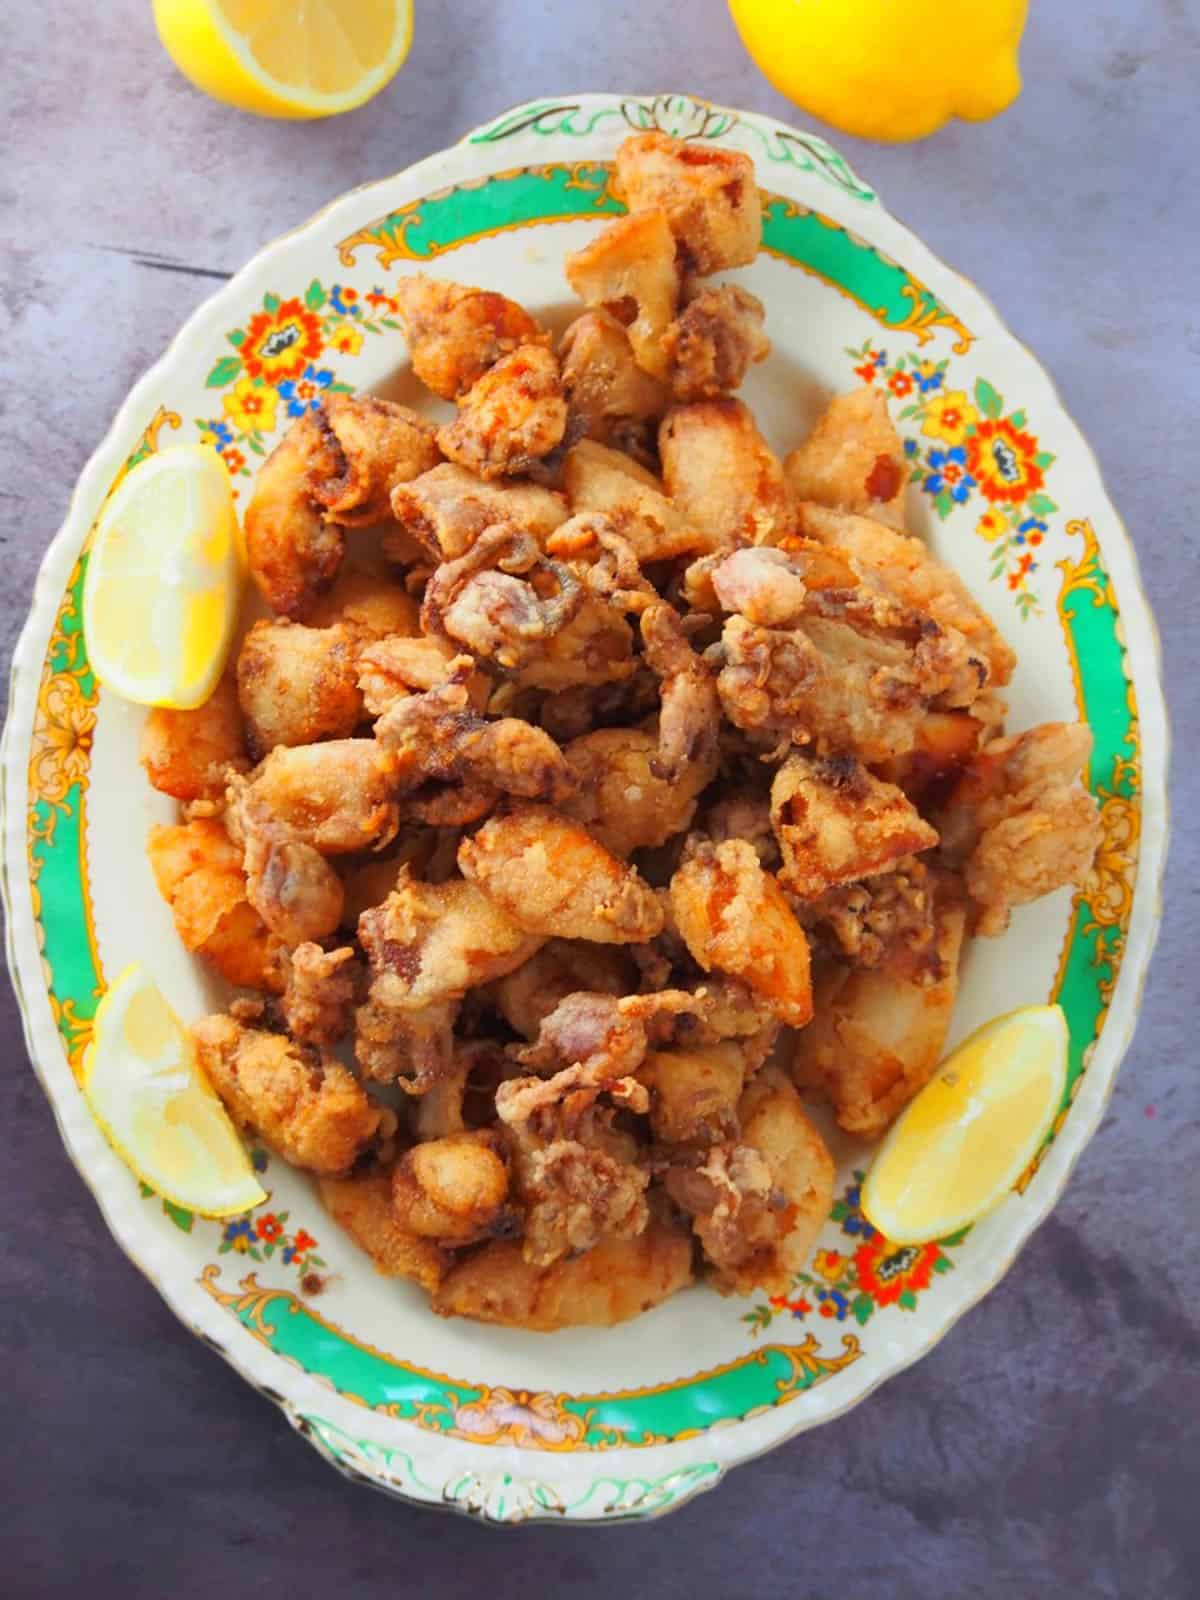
1,93,1168,1524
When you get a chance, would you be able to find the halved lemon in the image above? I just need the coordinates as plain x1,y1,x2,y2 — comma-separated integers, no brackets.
82,963,266,1218
83,444,243,710
152,0,414,120
861,1004,1069,1244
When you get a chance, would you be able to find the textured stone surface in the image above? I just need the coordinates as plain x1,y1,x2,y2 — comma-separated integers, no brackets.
1,0,1196,1593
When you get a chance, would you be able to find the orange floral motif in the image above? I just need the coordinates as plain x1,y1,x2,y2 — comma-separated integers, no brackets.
240,297,324,383
967,416,1046,505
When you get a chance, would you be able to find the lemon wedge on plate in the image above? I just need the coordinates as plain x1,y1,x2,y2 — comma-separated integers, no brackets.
82,964,266,1218
861,1004,1068,1244
152,0,413,120
83,444,243,710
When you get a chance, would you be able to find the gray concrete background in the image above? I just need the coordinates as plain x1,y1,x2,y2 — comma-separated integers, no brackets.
2,0,1197,1594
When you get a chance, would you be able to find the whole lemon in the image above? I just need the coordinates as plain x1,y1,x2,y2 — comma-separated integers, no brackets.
727,0,1028,142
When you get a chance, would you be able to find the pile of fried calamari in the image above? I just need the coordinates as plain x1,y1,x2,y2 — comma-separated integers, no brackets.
142,133,1102,1331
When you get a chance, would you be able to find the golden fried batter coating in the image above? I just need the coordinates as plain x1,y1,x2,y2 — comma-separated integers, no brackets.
562,439,713,560
613,131,762,275
281,942,359,1045
140,672,249,803
391,1131,512,1245
244,399,437,616
459,806,665,944
801,854,939,971
304,564,421,640
562,726,711,857
795,501,1016,689
936,722,1101,936
437,344,567,480
491,940,633,1041
318,1169,449,1291
432,1211,694,1330
147,819,285,992
388,462,569,562
559,309,670,446
784,386,907,530
639,1040,746,1149
191,1012,383,1175
791,895,966,1136
770,753,938,900
666,1066,834,1296
565,209,681,381
236,740,399,855
660,398,796,547
393,273,548,400
670,838,813,1026
663,283,770,402
236,619,363,759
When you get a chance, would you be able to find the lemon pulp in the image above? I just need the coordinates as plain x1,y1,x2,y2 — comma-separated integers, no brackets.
861,1004,1068,1243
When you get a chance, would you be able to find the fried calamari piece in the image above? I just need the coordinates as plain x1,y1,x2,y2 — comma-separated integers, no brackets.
665,1066,834,1295
670,838,813,1026
707,544,818,625
639,602,722,787
660,398,795,547
374,661,575,806
790,890,967,1136
235,740,399,856
537,669,660,745
770,753,938,900
801,855,939,970
437,345,568,480
559,309,670,448
147,819,286,992
392,273,548,400
318,1169,449,1292
459,806,665,944
420,524,585,673
356,874,540,1087
236,620,363,759
562,439,712,561
315,394,441,527
702,786,780,870
140,672,249,803
561,726,712,857
432,1211,694,1329
388,463,568,562
873,709,987,807
565,209,681,381
391,1131,513,1246
936,722,1102,936
784,386,907,531
508,1126,650,1267
713,610,963,766
356,633,489,717
281,942,359,1045
244,400,437,616
639,1039,746,1149
663,283,769,402
191,1012,384,1175
613,131,762,275
795,501,1016,689
490,940,633,1040
231,805,345,946
303,562,421,640
244,412,344,618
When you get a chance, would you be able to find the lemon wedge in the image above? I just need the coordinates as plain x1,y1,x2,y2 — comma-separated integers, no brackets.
152,0,413,120
83,444,243,710
861,1004,1068,1244
82,964,267,1218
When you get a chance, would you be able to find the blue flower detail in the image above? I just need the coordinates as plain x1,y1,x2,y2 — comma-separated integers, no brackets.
924,446,977,504
903,438,918,457
913,366,945,394
202,420,234,447
223,1217,255,1247
282,1244,301,1265
278,366,335,417
329,284,360,316
817,1289,851,1321
873,350,887,368
1014,516,1048,546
